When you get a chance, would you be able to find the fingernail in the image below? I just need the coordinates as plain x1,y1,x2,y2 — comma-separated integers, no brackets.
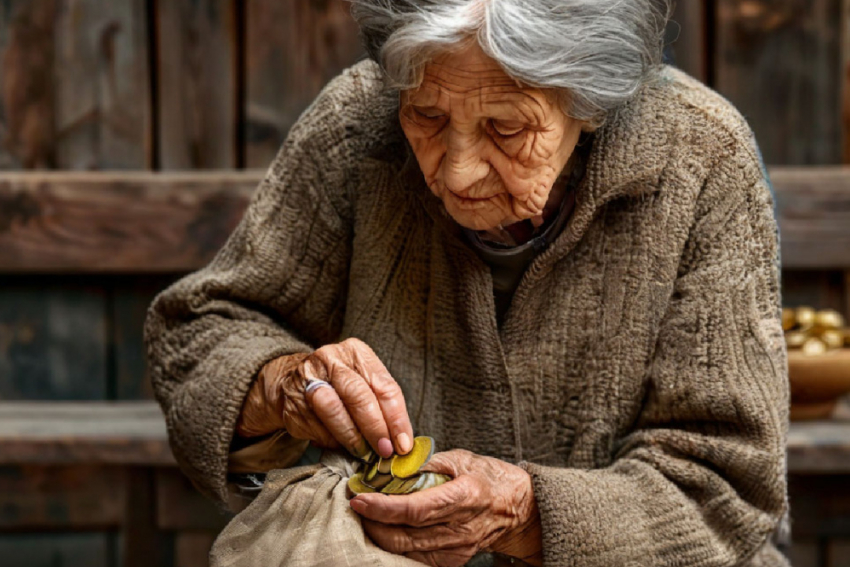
378,437,394,458
350,498,368,514
396,432,412,454
352,438,370,459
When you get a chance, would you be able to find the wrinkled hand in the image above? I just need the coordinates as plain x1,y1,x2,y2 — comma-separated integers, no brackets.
236,338,414,459
350,450,543,567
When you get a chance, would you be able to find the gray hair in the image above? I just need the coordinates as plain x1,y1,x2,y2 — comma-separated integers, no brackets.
349,0,673,127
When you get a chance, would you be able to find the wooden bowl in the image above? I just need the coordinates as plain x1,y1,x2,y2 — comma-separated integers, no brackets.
788,348,850,420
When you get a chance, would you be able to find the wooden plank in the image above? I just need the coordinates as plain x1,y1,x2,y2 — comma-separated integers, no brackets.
787,421,850,473
0,168,849,273
156,468,231,531
0,533,112,567
715,0,843,165
113,276,180,400
0,402,175,466
782,270,847,313
0,465,125,529
788,474,850,538
829,540,850,567
0,0,57,169
245,0,363,168
157,0,237,169
845,270,850,321
175,532,217,567
771,168,850,268
123,468,172,567
54,0,151,169
842,0,850,163
668,0,708,82
0,283,107,400
785,539,821,567
0,171,258,273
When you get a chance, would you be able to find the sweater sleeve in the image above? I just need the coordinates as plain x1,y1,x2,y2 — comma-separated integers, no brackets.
522,155,789,566
144,62,392,504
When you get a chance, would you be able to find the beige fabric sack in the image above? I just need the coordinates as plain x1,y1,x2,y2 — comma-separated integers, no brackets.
210,452,426,567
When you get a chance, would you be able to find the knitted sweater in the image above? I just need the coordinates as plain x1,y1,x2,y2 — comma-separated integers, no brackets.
144,60,790,567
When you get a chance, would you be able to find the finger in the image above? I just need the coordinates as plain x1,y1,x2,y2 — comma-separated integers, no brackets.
351,477,471,527
406,548,477,567
282,401,339,450
325,363,393,457
305,382,366,457
419,449,474,477
346,339,414,455
361,519,474,555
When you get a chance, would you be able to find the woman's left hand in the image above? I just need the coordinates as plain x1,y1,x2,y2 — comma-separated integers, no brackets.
349,449,543,567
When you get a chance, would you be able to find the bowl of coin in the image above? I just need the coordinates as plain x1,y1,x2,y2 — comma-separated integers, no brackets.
784,307,850,420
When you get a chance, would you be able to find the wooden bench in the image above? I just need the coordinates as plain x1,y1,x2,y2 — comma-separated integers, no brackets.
0,168,849,272
0,402,230,567
1,168,849,566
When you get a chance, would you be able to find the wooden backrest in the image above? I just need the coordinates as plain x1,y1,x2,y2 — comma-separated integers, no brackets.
1,168,849,273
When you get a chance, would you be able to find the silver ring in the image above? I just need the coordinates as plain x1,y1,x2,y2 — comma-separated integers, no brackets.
305,378,333,395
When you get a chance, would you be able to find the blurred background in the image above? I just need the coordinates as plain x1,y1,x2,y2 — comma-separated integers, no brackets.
0,0,849,566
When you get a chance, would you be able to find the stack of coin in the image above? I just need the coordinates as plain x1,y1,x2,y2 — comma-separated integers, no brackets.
783,307,849,356
347,436,451,496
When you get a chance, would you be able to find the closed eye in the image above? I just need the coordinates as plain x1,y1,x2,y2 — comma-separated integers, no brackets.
412,107,446,120
490,120,525,138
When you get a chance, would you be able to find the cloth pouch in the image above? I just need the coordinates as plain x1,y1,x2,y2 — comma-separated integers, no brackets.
210,451,426,567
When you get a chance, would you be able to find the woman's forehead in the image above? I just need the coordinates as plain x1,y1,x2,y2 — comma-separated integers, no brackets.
414,43,531,97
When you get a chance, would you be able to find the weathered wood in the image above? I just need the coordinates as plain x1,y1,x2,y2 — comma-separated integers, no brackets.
715,0,843,165
772,168,850,269
0,533,113,567
828,540,850,567
175,532,217,567
782,270,847,313
788,474,850,538
245,0,364,167
54,0,151,169
0,283,107,400
842,0,850,163
0,168,848,273
0,0,57,169
0,171,258,273
113,276,179,400
0,465,125,529
785,539,820,567
156,468,232,531
157,0,237,169
668,0,708,82
787,421,850,473
123,468,171,567
0,402,175,465
845,270,850,321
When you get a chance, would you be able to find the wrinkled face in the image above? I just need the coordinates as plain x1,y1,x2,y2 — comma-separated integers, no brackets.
399,42,586,231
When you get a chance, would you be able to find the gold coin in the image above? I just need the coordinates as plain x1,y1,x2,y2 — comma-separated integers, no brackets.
785,331,808,349
391,437,435,479
796,307,816,331
782,308,796,331
348,473,376,495
821,329,844,350
815,309,845,331
801,337,827,356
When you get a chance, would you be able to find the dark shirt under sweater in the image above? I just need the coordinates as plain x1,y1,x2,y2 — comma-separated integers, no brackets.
462,136,591,327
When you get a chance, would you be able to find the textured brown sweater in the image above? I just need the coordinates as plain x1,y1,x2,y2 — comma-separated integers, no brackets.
145,60,790,566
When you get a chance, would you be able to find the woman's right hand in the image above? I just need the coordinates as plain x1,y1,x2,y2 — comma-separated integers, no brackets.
236,338,415,459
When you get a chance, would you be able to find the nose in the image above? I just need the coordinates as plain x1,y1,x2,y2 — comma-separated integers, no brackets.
441,128,490,196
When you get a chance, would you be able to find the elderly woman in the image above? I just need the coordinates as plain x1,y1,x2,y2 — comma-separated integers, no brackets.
145,1,790,565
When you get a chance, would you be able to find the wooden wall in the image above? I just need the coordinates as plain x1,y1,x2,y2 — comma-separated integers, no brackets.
0,0,849,565
0,0,365,407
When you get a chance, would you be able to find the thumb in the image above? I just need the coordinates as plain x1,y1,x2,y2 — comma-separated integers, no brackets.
419,449,475,477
